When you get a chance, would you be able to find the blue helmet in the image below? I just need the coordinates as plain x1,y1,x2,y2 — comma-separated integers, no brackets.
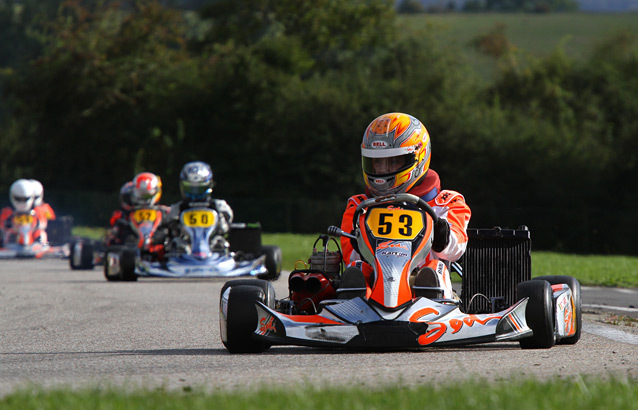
180,161,213,201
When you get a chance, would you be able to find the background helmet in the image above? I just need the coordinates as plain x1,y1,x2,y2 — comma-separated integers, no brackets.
119,181,134,211
10,179,36,213
361,112,431,197
179,161,213,201
131,172,162,206
30,180,44,207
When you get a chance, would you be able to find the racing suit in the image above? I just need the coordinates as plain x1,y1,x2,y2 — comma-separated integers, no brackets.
339,169,471,299
167,199,234,252
0,206,49,246
33,202,56,244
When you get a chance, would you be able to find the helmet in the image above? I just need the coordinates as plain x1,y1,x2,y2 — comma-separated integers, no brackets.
361,112,431,197
179,161,213,201
119,181,134,211
10,179,36,213
131,172,162,206
30,180,44,207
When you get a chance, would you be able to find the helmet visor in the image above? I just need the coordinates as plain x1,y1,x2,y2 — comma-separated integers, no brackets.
181,181,212,199
362,154,416,177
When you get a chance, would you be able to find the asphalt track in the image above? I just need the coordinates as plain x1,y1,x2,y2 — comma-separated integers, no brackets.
0,259,636,396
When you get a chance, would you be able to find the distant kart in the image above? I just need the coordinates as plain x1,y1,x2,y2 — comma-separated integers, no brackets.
99,206,281,282
0,212,71,259
219,193,581,353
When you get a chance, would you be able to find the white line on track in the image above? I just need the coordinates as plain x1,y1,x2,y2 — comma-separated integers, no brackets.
582,323,638,345
583,303,638,313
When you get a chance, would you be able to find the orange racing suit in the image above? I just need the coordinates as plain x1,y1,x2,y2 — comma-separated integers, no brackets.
339,169,471,299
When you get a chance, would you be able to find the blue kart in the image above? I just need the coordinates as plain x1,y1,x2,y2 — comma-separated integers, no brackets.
103,206,281,281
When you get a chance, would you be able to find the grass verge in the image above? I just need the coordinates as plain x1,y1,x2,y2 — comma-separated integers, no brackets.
1,377,635,410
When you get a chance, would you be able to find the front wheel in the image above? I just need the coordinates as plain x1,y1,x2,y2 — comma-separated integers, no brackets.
518,280,555,349
258,245,282,281
220,279,275,353
534,275,581,345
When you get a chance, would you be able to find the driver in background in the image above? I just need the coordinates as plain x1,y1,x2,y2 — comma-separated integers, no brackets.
30,180,56,244
1,179,51,245
106,173,169,251
339,112,471,300
167,161,234,253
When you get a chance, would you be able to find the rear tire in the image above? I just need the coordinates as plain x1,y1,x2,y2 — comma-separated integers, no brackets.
534,275,581,345
69,239,95,270
103,248,138,282
518,280,555,349
104,250,120,282
220,279,275,353
119,249,138,282
258,245,282,281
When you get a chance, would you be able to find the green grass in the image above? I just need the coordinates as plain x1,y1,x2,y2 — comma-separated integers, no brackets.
532,251,638,288
400,12,638,80
1,377,635,410
403,12,638,59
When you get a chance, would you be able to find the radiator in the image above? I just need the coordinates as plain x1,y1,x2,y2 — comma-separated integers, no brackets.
458,227,531,314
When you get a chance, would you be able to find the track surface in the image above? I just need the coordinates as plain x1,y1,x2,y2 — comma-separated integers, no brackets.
1,259,636,395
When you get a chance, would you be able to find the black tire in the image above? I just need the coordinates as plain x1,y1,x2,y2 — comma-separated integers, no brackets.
103,248,138,282
534,275,582,345
103,250,118,281
119,249,138,282
69,239,95,270
517,280,555,349
258,245,282,281
220,279,275,354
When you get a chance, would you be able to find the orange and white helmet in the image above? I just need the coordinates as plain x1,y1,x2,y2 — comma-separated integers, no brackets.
10,179,36,213
131,172,162,206
361,113,431,197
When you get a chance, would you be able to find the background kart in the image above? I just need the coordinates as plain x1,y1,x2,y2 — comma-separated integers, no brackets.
101,206,281,282
0,213,72,259
219,193,581,353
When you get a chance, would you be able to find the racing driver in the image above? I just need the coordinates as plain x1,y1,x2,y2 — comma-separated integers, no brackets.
167,161,234,253
339,112,471,301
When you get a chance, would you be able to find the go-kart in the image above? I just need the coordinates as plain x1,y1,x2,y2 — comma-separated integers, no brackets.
0,212,70,259
103,206,281,282
219,193,581,353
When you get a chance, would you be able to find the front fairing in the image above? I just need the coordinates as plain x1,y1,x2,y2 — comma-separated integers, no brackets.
357,204,434,308
179,207,219,259
249,296,531,349
129,208,163,249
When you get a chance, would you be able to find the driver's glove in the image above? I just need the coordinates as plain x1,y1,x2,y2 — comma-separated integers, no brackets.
432,218,450,253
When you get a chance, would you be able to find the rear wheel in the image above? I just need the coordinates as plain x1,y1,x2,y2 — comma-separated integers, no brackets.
534,275,581,345
258,245,282,281
119,249,138,282
103,248,138,282
517,280,555,349
220,279,275,353
69,239,95,270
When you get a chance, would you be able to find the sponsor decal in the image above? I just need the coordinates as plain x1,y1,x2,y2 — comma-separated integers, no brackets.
371,141,388,148
380,251,408,258
259,315,277,335
374,178,386,184
417,314,501,345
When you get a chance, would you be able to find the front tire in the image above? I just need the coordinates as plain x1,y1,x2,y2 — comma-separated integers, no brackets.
534,275,581,345
258,245,282,281
518,280,555,349
220,279,275,353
